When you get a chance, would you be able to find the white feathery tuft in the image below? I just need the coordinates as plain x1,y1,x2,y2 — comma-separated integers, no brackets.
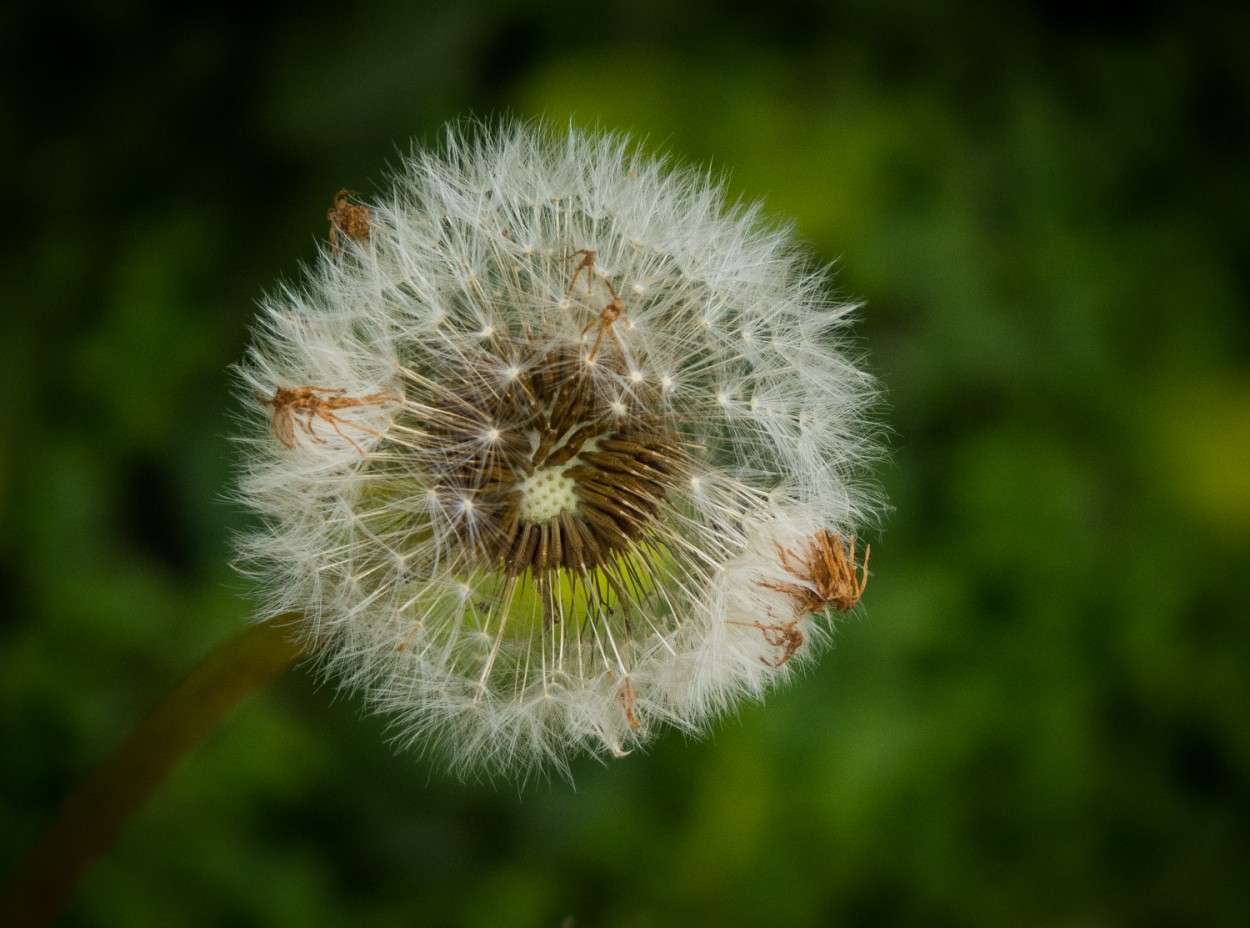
235,119,883,779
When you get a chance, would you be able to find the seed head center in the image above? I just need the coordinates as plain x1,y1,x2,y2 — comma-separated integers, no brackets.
518,464,580,524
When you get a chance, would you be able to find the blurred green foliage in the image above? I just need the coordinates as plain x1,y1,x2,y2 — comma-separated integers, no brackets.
2,1,1248,925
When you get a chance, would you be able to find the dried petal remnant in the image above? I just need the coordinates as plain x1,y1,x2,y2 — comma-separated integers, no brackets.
618,676,641,729
261,385,395,452
730,618,806,668
327,188,371,253
567,249,626,363
764,530,870,615
731,532,868,668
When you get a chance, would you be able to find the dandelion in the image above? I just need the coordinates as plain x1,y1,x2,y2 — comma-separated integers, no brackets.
236,120,881,777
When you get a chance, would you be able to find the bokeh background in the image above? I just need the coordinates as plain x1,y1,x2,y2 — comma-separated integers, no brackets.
3,0,1248,925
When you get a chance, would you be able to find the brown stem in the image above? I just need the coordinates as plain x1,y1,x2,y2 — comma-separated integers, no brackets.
0,614,308,928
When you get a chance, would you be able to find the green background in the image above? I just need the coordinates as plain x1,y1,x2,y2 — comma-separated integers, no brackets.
3,1,1248,925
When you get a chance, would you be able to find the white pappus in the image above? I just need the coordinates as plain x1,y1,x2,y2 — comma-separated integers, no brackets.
236,119,882,778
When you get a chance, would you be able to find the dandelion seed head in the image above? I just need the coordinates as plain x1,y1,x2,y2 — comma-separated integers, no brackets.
236,119,882,779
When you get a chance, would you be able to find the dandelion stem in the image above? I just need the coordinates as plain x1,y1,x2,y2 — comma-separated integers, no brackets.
1,614,307,928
